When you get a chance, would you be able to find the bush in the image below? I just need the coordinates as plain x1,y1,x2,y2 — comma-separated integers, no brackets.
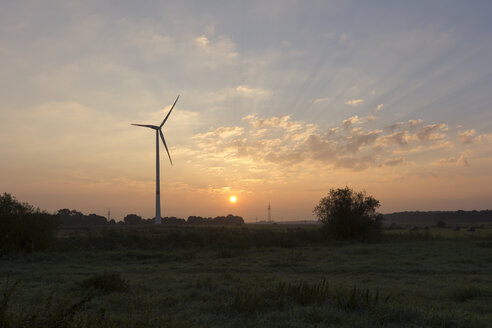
436,220,447,228
313,187,383,241
0,193,59,254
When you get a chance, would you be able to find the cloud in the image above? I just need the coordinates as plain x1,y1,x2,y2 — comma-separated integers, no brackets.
408,119,424,129
342,116,360,129
181,109,484,185
345,128,381,152
345,99,364,106
195,34,238,59
243,114,303,132
194,126,244,140
306,134,336,161
235,85,272,98
385,120,422,133
195,35,209,48
435,154,470,167
416,123,448,142
189,34,241,69
378,131,410,147
187,113,462,173
375,104,384,111
382,157,406,166
458,129,476,144
476,133,492,144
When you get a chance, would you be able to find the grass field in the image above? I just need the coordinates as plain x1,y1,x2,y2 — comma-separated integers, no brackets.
1,225,492,327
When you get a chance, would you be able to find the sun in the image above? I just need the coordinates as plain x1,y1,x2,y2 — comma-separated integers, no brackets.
229,196,237,203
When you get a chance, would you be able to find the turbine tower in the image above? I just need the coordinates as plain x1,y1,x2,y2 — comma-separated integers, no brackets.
131,95,179,224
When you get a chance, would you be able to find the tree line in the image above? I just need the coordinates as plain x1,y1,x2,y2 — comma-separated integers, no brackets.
3,187,388,255
57,209,244,226
0,193,244,254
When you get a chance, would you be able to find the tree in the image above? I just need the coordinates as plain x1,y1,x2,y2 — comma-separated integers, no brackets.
124,214,142,225
56,209,107,226
0,192,34,215
162,216,186,225
212,214,244,225
0,193,59,254
187,216,209,225
313,187,383,241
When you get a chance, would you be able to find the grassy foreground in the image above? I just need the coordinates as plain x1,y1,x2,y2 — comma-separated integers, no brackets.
1,225,492,327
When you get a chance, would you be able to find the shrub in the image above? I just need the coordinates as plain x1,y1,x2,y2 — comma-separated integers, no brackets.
313,187,383,241
436,220,447,228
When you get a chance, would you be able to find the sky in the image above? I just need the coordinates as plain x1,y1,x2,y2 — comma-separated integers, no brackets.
1,1,492,222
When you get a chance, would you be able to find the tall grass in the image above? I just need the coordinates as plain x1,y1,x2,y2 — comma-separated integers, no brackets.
0,278,19,327
0,281,93,328
54,226,324,251
231,279,388,315
53,225,492,252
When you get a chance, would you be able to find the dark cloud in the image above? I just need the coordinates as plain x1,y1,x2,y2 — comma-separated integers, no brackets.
345,128,381,153
381,131,409,147
416,123,447,142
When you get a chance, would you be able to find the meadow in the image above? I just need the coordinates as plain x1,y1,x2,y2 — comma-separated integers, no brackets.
1,225,492,327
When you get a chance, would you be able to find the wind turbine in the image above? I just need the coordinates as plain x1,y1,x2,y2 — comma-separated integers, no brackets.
132,95,179,225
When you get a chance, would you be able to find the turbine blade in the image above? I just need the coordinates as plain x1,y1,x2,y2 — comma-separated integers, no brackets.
131,124,158,129
159,129,173,166
160,95,179,128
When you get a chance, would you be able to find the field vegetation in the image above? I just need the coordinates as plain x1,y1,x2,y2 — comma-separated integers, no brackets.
1,224,491,327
